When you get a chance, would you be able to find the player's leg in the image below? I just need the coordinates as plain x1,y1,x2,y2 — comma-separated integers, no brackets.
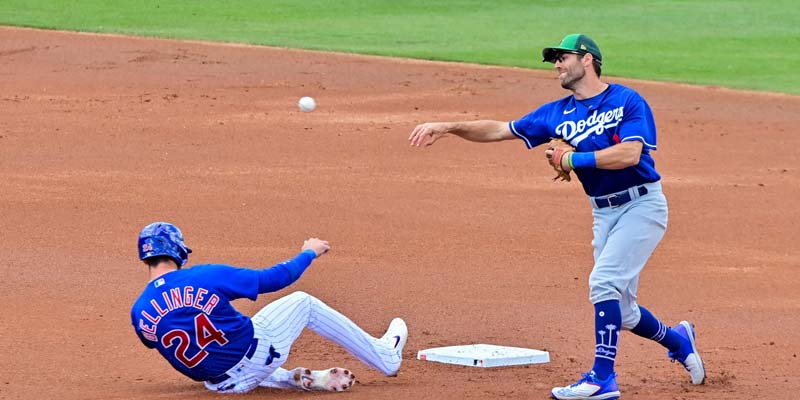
552,202,626,400
614,190,706,384
626,299,706,385
591,190,668,373
623,287,684,356
553,191,668,399
203,340,294,393
589,208,628,382
207,292,366,394
628,305,705,384
252,291,407,377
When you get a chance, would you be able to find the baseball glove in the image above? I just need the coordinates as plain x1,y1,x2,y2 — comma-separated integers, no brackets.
547,138,575,182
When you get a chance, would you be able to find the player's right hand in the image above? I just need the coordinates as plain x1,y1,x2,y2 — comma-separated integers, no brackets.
409,122,448,147
302,238,330,258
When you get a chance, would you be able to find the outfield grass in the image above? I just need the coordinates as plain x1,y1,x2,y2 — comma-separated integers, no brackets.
1,1,798,94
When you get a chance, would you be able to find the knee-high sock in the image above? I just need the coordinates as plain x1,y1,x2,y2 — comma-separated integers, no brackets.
592,300,621,380
629,305,684,353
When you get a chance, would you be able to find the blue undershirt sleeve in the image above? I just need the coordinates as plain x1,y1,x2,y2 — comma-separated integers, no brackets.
257,249,317,293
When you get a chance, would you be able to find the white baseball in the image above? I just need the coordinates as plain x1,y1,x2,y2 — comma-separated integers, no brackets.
298,96,316,112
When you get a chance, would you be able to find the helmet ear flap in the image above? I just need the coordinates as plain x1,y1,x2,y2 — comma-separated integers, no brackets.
174,243,191,267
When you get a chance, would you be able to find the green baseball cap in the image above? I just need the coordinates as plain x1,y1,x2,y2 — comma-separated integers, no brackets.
542,33,602,65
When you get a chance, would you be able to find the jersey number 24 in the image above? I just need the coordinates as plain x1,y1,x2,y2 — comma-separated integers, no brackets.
161,313,229,368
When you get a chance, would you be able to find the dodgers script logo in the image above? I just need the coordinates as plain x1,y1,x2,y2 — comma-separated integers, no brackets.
556,106,624,145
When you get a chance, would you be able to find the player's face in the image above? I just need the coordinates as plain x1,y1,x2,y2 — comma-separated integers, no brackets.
554,52,586,90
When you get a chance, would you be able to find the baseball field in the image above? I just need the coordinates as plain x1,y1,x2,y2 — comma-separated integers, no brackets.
1,2,799,400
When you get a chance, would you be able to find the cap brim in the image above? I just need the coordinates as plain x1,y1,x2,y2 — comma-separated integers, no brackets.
542,46,581,63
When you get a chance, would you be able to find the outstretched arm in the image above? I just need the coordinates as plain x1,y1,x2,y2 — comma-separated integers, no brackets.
257,238,330,294
409,120,515,147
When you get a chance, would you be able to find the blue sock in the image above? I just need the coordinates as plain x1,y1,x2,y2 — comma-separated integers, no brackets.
630,305,685,354
592,300,621,380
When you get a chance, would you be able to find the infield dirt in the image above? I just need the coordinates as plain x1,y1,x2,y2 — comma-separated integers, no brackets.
1,27,798,400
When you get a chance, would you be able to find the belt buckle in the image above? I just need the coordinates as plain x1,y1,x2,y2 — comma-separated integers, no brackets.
606,194,620,209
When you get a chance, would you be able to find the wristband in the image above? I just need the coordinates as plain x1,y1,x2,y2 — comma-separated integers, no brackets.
570,152,597,168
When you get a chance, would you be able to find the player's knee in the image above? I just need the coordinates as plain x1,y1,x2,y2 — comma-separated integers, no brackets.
286,291,311,301
588,279,621,303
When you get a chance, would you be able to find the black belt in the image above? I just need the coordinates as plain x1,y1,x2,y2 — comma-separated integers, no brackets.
206,338,259,385
593,185,648,209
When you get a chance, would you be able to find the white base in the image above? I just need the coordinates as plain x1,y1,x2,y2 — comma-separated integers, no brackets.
417,344,550,368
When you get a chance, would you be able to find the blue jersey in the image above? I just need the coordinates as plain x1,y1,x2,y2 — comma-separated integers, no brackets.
131,250,315,381
509,83,661,197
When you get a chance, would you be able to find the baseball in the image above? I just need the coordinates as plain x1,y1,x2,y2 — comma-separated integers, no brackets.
298,96,316,112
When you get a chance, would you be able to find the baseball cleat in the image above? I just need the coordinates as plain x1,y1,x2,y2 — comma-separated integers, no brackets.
668,320,706,385
382,317,408,352
380,317,408,376
290,367,356,392
551,371,620,400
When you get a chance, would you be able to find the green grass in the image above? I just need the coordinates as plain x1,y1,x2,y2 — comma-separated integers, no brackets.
1,0,798,94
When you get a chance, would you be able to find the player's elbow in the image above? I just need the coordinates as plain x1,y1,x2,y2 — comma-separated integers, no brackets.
623,151,641,167
484,122,514,142
618,141,643,167
606,149,641,170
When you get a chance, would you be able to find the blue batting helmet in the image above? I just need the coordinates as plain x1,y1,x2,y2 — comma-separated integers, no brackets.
138,222,192,267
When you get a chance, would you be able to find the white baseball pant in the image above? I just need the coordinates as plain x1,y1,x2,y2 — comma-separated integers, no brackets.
588,181,668,329
204,291,402,393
